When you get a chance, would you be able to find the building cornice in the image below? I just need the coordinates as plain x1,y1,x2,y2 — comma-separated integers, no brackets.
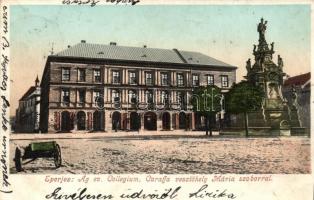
48,55,237,71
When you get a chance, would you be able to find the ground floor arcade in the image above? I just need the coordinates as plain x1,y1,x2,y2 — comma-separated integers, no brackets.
47,109,223,133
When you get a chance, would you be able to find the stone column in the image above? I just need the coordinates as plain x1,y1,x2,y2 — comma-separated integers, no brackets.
53,111,60,132
87,112,92,131
87,90,92,108
155,70,158,85
176,113,179,129
157,90,160,104
127,112,130,130
186,72,190,86
141,89,145,103
126,69,129,84
157,113,162,132
142,70,145,85
108,88,112,104
171,113,176,130
173,72,177,86
104,87,108,103
103,110,106,131
104,67,107,84
72,111,77,131
105,111,112,132
140,113,145,132
170,112,173,131
108,68,112,84
121,89,125,104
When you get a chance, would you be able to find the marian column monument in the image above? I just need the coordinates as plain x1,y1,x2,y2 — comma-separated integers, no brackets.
244,18,304,135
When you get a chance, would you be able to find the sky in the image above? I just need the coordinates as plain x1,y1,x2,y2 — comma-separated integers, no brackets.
10,4,311,116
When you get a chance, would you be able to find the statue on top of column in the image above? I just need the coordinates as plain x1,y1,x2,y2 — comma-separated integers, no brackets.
278,55,283,68
257,18,267,41
246,58,251,72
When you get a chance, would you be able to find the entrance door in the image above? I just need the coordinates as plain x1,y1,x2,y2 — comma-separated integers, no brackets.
93,111,103,131
112,111,121,130
144,112,157,130
179,112,186,129
162,112,170,130
77,111,86,130
61,111,71,132
130,112,140,130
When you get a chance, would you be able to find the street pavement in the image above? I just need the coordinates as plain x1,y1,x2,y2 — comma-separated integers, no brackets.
9,131,310,174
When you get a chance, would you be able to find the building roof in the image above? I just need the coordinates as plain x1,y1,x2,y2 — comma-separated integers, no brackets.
19,86,36,101
55,42,235,68
284,72,311,87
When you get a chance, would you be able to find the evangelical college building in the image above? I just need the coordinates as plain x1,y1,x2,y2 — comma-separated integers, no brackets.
39,41,236,133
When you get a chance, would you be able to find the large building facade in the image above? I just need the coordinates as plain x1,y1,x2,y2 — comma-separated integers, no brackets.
40,41,236,133
15,77,41,132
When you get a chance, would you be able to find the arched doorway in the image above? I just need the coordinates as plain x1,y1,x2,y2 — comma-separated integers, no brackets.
162,112,171,130
77,111,86,130
130,112,141,130
194,113,201,130
112,111,121,131
93,111,103,131
61,111,71,132
144,112,157,130
179,112,186,129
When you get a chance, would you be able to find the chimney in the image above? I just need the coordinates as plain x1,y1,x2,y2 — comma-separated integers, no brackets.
143,45,147,48
81,40,86,43
110,42,117,46
67,45,71,48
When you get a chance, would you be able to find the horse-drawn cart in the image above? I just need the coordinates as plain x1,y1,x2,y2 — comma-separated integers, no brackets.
14,141,62,172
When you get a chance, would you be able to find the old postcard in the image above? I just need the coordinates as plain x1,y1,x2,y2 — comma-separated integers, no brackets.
0,0,312,199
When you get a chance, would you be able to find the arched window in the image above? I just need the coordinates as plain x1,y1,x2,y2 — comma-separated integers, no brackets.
112,89,120,103
128,90,137,104
145,90,154,103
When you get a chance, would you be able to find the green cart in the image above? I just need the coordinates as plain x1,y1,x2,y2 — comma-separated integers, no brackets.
14,141,62,172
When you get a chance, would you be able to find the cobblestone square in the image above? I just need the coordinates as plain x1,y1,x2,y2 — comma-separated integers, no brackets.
10,133,311,174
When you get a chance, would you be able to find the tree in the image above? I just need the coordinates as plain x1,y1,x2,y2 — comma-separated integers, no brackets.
192,85,223,136
225,81,264,137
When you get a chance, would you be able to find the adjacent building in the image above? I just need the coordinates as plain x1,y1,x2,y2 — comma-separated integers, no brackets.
15,77,41,132
39,41,236,133
283,72,311,133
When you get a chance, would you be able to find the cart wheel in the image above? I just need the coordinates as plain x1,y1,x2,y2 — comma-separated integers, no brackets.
14,147,23,172
53,144,62,168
